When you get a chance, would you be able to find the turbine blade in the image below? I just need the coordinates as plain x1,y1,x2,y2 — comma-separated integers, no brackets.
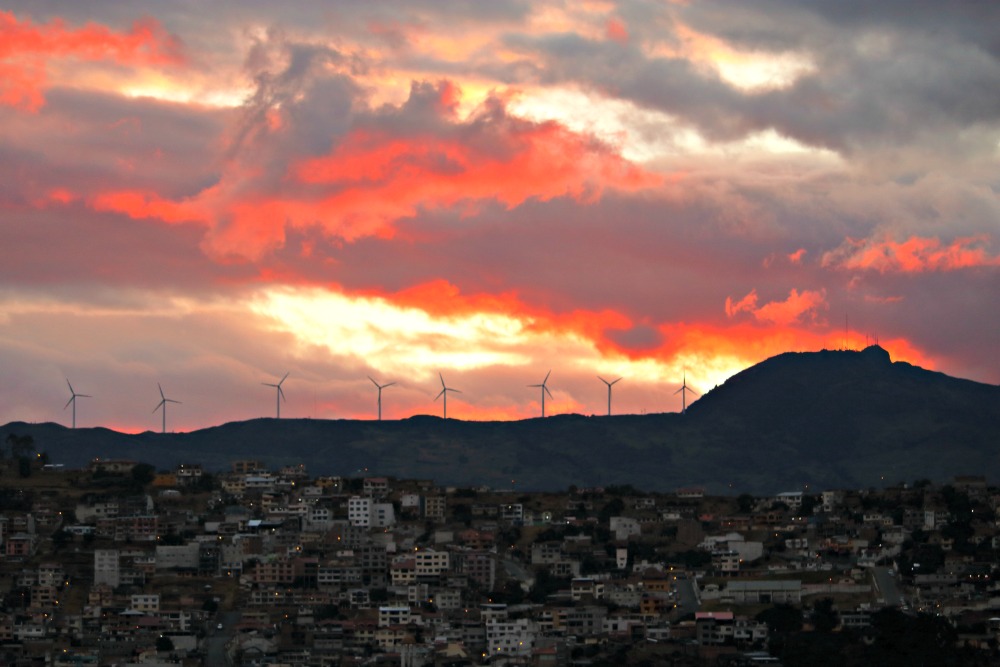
153,399,165,413
64,397,74,409
369,376,379,387
450,388,462,394
611,377,622,385
383,382,396,388
435,389,445,401
66,379,74,393
674,387,683,395
598,376,608,385
279,372,289,385
544,386,553,399
278,386,286,401
543,370,551,383
158,383,165,399
79,394,92,398
439,372,446,388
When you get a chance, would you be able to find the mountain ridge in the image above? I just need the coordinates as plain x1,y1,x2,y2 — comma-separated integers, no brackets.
3,346,998,494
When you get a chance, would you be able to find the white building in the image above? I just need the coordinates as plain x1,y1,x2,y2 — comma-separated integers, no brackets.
131,593,160,614
486,618,536,657
415,549,450,577
610,516,641,541
378,606,411,628
94,549,120,587
348,497,372,528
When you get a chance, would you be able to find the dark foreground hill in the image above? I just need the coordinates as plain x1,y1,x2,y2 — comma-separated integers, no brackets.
3,346,998,494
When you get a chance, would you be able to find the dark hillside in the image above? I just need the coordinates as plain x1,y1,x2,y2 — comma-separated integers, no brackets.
3,346,998,494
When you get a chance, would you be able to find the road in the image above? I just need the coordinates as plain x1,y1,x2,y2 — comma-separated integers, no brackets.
202,610,241,666
673,575,701,618
872,566,904,607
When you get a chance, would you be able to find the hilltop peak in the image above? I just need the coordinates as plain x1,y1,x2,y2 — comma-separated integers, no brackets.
860,344,891,363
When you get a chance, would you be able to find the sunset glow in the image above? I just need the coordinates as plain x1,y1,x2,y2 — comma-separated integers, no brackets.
2,2,998,432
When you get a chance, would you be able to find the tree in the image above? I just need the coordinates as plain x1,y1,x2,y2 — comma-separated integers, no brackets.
737,493,755,513
811,598,839,633
757,604,803,634
155,635,174,652
131,463,155,487
598,497,625,522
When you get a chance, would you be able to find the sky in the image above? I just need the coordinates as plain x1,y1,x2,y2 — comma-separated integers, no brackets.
2,1,999,432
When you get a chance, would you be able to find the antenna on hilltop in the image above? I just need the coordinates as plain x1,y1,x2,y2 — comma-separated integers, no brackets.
528,370,553,418
369,376,396,421
64,379,91,429
435,373,461,419
674,371,698,414
263,372,288,419
153,383,181,433
598,376,622,417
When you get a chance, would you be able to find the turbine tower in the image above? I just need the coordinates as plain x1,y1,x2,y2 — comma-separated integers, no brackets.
369,376,396,421
528,370,553,418
64,379,91,429
598,376,622,417
153,383,181,433
263,372,288,419
674,371,698,414
435,373,461,419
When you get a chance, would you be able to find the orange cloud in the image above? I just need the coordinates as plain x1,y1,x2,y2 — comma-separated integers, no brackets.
725,288,827,326
0,10,183,111
822,235,1000,273
657,320,935,375
384,279,632,347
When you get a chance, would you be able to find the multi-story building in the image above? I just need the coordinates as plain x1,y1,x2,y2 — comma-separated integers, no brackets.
348,497,372,528
486,618,537,657
414,549,450,579
94,549,120,587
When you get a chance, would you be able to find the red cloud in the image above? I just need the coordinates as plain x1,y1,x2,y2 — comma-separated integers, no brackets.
822,235,1000,273
606,18,629,44
295,93,662,232
725,288,827,326
91,190,208,225
787,248,807,264
0,10,183,111
89,82,663,261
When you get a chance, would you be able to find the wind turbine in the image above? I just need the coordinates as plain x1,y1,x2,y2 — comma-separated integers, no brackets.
675,371,698,414
64,379,91,429
153,383,181,433
263,372,288,419
528,370,553,418
369,376,396,421
435,373,461,419
598,376,622,417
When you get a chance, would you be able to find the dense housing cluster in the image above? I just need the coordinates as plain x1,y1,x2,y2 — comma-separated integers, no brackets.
1,454,999,666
